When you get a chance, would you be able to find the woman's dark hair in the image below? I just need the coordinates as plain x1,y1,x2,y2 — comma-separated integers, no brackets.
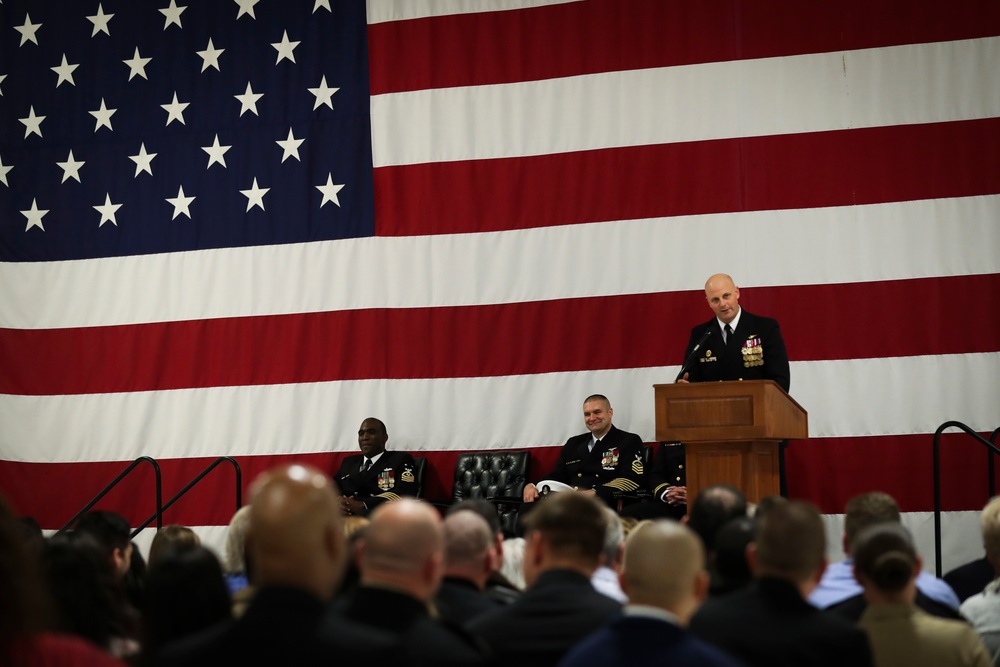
851,522,917,593
0,497,50,664
41,531,127,649
142,545,231,661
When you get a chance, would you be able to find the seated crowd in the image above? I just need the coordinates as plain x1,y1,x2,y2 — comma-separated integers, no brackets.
4,467,999,667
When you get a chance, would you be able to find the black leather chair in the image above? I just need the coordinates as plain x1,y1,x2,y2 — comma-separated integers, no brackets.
411,456,428,498
451,451,529,536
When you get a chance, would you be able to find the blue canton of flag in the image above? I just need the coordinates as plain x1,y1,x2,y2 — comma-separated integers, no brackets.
0,0,374,262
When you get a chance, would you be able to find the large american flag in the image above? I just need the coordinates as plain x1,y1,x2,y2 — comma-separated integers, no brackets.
1,1,998,542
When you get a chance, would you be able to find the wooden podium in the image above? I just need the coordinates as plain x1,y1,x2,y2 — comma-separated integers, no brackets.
653,380,807,504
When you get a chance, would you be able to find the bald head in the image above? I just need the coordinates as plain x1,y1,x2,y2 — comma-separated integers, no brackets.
442,510,496,589
359,499,445,601
704,274,741,324
444,511,493,568
621,521,707,622
248,464,346,599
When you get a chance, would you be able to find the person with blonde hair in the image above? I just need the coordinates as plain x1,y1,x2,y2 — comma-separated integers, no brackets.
854,522,991,667
959,496,1000,665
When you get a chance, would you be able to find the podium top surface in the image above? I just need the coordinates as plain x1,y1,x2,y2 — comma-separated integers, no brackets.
653,380,808,442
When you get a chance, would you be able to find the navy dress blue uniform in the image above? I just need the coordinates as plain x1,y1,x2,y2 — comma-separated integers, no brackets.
558,612,746,667
544,425,646,507
334,450,419,514
683,310,790,392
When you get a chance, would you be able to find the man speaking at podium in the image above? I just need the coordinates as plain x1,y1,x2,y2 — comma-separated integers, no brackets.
677,273,790,392
646,274,792,515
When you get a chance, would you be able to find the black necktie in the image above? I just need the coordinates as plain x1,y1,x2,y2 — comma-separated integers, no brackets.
361,458,372,473
724,323,733,345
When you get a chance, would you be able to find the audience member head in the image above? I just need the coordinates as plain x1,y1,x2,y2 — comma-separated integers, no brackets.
620,520,708,623
447,498,502,536
147,525,200,568
442,510,496,590
0,497,48,662
750,500,826,594
979,496,1000,573
599,507,625,571
843,491,900,554
224,505,252,577
247,464,347,601
343,515,370,541
123,541,147,614
687,484,748,553
447,499,505,570
75,510,133,579
521,491,606,586
142,544,231,659
710,516,755,594
751,495,787,522
16,516,44,552
852,522,920,604
41,531,128,651
357,498,445,602
619,516,640,539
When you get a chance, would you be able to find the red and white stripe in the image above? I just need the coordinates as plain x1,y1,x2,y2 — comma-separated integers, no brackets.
2,2,998,572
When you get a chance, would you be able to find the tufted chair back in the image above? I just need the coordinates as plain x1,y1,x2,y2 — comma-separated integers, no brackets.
452,451,529,502
452,451,530,536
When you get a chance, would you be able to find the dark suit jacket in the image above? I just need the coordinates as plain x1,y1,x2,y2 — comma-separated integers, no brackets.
558,613,745,667
334,450,418,513
328,585,492,667
435,577,501,627
944,556,995,603
156,586,390,667
683,310,790,392
544,425,646,506
689,577,874,667
468,569,622,667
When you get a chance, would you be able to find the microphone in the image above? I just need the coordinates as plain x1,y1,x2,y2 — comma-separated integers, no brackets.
674,326,713,381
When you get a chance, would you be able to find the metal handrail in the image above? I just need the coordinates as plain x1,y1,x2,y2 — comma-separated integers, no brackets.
989,428,1000,499
933,421,1000,576
132,456,242,536
58,456,162,535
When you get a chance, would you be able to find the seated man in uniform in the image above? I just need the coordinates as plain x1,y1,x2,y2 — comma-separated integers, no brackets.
333,418,418,516
522,394,645,510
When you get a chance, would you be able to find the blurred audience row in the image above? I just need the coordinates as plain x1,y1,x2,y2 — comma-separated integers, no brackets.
3,467,999,667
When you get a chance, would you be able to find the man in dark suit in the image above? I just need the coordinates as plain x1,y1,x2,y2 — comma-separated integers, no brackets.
325,498,491,666
468,491,622,667
334,417,418,516
689,501,874,667
522,394,645,508
434,510,502,625
157,464,392,666
559,520,744,667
